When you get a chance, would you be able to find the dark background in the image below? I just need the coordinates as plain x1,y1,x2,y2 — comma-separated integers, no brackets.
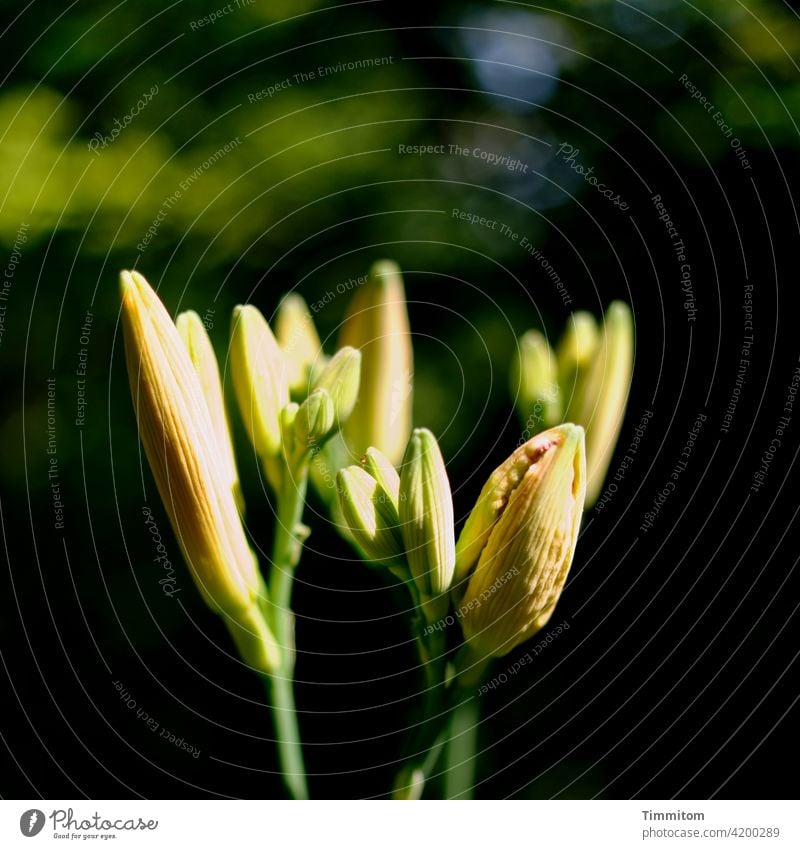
1,0,799,799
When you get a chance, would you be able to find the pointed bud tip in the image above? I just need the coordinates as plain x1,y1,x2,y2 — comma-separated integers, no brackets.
369,259,403,286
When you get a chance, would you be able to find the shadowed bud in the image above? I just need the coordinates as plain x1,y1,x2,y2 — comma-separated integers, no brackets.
511,329,561,432
340,260,413,466
294,388,335,449
230,304,289,459
176,310,243,513
459,424,586,658
311,346,361,425
567,302,633,506
361,446,400,508
558,311,599,421
337,465,404,564
399,428,456,615
120,271,279,672
275,293,323,397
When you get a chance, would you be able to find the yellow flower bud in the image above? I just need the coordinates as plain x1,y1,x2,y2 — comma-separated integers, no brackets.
511,329,561,431
557,311,599,421
340,260,413,466
229,304,289,460
458,424,586,658
120,271,279,672
311,346,361,425
454,428,563,584
568,302,633,506
176,310,243,513
294,388,335,449
337,465,404,564
361,446,400,508
399,428,456,613
275,293,323,398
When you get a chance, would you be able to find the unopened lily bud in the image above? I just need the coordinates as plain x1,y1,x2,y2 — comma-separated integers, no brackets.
230,304,289,459
275,293,323,397
557,311,599,420
361,446,400,508
568,302,633,506
337,465,404,563
311,346,361,425
511,329,561,431
454,428,565,584
294,388,335,449
176,310,243,513
459,424,586,658
340,260,413,466
399,428,456,616
120,271,279,673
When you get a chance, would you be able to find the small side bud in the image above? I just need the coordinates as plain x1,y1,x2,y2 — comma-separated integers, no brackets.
557,311,599,422
294,388,335,449
312,346,362,425
361,446,400,508
337,465,404,563
511,329,561,432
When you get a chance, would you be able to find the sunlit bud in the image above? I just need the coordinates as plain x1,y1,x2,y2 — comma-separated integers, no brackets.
399,428,456,616
511,329,561,432
176,310,244,513
459,424,586,658
275,293,323,398
229,304,289,459
311,346,361,425
568,302,633,506
294,388,335,449
337,465,404,564
361,446,400,508
557,311,599,421
454,428,565,584
120,271,279,672
340,260,413,466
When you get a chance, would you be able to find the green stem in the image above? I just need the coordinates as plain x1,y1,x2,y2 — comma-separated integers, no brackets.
393,645,490,798
443,694,479,799
267,461,310,800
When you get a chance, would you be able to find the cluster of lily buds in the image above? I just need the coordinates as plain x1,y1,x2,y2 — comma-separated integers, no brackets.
308,260,415,504
512,302,633,506
337,422,586,654
120,269,367,670
229,301,361,489
337,428,455,623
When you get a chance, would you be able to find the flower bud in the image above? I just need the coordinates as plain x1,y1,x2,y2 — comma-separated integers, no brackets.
120,271,279,672
511,329,561,431
458,424,586,658
311,346,361,425
399,428,456,612
230,304,289,459
340,260,413,466
454,428,564,584
294,388,335,449
568,302,633,506
176,310,243,513
275,293,323,398
337,465,404,564
557,311,599,421
361,446,400,508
